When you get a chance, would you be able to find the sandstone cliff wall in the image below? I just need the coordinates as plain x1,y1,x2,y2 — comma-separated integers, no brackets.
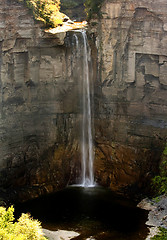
0,0,84,201
1,0,167,201
90,0,167,194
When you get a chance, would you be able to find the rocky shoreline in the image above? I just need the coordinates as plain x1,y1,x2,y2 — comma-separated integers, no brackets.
138,195,167,239
43,229,80,240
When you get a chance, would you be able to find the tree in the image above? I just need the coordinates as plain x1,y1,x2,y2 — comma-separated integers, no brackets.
0,205,47,240
84,0,103,19
19,0,64,28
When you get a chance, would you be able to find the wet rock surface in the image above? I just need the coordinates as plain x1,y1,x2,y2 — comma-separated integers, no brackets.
138,195,167,239
43,229,80,240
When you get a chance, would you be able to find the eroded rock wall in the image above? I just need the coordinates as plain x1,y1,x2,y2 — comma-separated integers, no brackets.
90,0,167,194
0,0,83,202
1,0,167,201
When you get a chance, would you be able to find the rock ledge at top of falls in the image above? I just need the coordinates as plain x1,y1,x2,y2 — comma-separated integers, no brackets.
43,20,87,44
138,195,167,239
45,20,88,34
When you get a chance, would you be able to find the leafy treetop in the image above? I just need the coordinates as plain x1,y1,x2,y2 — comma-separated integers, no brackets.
19,0,65,28
0,205,47,240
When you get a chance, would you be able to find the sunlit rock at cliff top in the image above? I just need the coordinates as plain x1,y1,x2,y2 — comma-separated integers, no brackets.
45,20,88,34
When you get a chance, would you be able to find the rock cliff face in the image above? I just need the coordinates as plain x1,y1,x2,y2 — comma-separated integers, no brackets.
1,0,167,202
0,0,84,202
91,0,167,194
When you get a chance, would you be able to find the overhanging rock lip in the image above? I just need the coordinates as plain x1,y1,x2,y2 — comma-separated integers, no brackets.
43,21,88,45
43,31,67,45
44,21,88,34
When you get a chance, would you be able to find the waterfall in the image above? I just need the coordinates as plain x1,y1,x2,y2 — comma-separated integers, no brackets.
72,30,95,187
81,30,94,187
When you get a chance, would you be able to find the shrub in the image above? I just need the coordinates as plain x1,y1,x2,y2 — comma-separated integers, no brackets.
152,143,167,195
84,0,103,19
0,206,46,240
151,227,167,240
61,0,83,9
19,0,64,28
152,176,167,195
163,144,167,156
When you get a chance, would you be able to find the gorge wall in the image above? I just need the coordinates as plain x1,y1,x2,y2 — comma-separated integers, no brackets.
0,0,167,202
91,0,167,194
0,0,84,202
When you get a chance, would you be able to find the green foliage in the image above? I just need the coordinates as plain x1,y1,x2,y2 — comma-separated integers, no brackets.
163,144,167,156
0,206,14,230
152,176,167,195
151,227,167,240
84,0,103,19
152,143,167,195
61,0,83,9
152,196,161,203
0,206,46,240
19,0,64,28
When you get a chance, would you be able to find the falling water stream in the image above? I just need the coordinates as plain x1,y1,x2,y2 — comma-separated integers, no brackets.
80,30,94,187
72,29,94,187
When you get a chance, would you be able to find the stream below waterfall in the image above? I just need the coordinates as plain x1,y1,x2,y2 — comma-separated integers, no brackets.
15,186,148,240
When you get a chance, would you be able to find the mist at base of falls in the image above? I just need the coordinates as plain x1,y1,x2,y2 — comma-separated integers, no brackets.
15,186,148,240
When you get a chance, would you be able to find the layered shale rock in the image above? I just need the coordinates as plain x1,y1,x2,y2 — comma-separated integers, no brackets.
1,0,167,202
0,0,82,202
91,0,167,194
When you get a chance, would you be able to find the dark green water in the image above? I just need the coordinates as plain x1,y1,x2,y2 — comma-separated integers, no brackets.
15,186,149,240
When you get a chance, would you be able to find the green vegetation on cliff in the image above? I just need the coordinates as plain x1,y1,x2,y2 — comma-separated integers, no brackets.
0,205,46,240
60,0,86,21
152,143,167,195
163,144,167,156
61,0,103,20
84,0,103,19
61,0,84,9
19,0,64,28
19,0,103,24
151,227,167,240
